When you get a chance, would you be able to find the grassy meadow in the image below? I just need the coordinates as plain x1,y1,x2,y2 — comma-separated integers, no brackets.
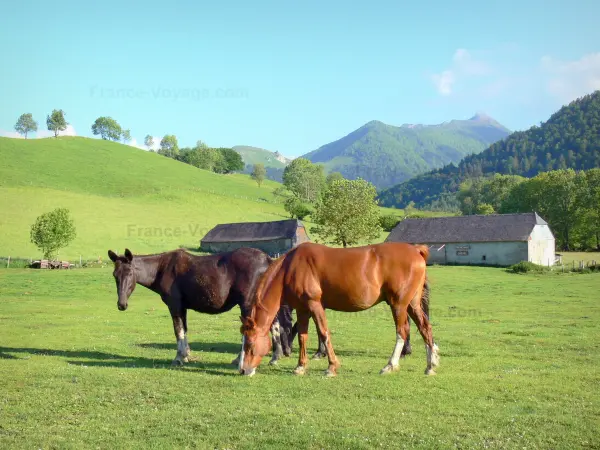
0,265,599,449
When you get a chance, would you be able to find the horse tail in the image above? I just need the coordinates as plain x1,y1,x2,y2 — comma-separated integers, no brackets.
253,252,287,317
414,244,430,263
421,273,430,320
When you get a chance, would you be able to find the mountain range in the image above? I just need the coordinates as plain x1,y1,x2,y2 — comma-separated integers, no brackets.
234,113,511,189
377,90,600,210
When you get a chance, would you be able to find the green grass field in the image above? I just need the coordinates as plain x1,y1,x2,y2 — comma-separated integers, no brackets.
0,266,598,449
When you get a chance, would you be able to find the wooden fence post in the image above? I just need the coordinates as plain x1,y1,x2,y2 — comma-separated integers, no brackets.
6,256,10,268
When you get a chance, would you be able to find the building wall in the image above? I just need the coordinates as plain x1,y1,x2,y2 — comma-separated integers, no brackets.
201,238,293,257
422,241,529,266
528,224,556,266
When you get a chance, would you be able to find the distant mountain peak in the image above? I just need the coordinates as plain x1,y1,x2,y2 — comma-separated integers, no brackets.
470,111,493,121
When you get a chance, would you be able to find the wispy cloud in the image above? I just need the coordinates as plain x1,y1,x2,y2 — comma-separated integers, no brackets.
540,52,600,103
1,124,77,139
0,129,24,138
430,48,492,96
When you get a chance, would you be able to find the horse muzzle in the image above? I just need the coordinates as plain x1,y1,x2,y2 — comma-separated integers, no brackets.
239,367,256,377
117,302,128,311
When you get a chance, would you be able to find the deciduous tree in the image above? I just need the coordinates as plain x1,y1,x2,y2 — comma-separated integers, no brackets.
251,163,267,187
46,109,68,137
30,208,76,259
311,178,382,247
91,116,122,141
14,113,38,138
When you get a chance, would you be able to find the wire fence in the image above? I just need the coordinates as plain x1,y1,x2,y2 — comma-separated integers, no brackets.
0,256,111,269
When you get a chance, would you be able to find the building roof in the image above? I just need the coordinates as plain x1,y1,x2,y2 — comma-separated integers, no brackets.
386,212,549,244
201,219,304,243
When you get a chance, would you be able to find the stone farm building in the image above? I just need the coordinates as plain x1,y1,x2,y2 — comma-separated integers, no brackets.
200,219,310,257
385,212,556,267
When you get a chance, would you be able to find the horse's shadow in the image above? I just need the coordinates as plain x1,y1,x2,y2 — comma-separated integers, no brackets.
137,341,241,354
0,345,240,376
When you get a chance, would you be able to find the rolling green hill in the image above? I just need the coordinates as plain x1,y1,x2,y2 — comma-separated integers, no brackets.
0,136,409,260
0,136,290,260
233,145,292,182
378,90,600,209
301,113,510,190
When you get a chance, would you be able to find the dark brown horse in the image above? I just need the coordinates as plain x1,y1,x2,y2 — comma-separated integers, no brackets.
107,247,290,367
239,241,439,377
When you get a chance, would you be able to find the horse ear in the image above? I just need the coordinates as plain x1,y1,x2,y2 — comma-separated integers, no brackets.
108,250,118,262
124,249,133,262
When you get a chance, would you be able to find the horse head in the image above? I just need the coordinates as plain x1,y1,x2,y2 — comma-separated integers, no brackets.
108,248,136,311
239,316,271,376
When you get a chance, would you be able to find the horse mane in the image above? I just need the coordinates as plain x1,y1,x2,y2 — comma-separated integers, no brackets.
251,252,287,323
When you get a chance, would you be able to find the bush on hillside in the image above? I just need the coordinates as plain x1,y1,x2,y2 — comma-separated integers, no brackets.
507,261,551,274
379,214,400,232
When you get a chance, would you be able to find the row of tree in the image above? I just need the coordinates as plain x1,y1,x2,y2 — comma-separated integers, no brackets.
14,110,70,138
456,169,600,250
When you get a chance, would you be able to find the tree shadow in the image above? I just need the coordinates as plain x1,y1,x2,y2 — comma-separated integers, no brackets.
137,341,241,354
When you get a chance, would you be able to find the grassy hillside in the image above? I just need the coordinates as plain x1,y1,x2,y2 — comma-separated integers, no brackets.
233,145,291,183
0,136,289,260
379,90,600,209
232,145,290,169
301,114,510,190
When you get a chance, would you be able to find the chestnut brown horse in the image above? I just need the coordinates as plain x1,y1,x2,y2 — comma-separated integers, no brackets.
239,241,439,377
107,247,290,367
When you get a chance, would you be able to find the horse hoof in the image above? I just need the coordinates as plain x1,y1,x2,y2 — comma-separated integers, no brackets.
324,369,337,378
425,368,436,376
171,359,184,366
293,366,306,376
380,364,399,375
269,359,279,366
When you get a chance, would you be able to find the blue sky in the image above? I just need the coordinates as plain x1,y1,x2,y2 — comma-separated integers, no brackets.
1,0,599,156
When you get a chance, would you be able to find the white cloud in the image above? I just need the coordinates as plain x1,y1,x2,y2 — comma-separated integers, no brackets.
431,70,455,96
0,129,25,138
34,124,77,138
541,53,600,103
430,48,492,96
1,125,77,139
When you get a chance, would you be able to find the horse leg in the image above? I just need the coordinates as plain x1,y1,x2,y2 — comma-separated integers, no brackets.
232,303,252,366
307,300,340,377
182,308,191,359
406,300,439,376
269,317,284,365
380,300,410,375
311,325,328,360
293,309,311,375
400,315,412,357
170,314,189,366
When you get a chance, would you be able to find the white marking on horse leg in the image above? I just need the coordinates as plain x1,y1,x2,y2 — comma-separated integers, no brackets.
269,322,282,365
238,335,245,372
380,333,404,374
424,343,439,375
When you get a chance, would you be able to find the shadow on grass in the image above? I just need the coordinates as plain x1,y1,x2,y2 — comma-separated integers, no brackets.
0,345,241,376
137,341,241,354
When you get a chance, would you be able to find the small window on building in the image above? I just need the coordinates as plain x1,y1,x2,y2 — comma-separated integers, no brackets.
482,255,486,261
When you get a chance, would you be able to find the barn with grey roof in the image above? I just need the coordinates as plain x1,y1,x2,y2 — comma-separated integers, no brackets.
386,212,555,266
200,219,310,257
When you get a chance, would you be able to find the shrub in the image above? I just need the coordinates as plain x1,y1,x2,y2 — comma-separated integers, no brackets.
379,214,400,232
507,261,551,274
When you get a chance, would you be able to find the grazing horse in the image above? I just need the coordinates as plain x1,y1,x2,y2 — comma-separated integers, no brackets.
238,241,439,377
107,247,289,366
